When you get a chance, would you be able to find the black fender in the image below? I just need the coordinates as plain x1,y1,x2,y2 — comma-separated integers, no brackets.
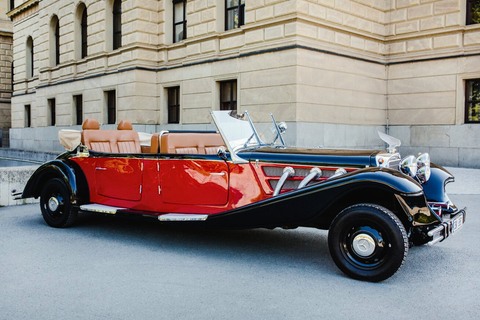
197,167,432,229
420,163,458,215
22,159,89,205
422,163,454,202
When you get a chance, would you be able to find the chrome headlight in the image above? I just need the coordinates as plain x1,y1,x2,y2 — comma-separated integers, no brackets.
399,155,417,178
416,153,431,183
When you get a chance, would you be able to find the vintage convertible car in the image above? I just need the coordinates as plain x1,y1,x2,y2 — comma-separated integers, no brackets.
16,110,466,282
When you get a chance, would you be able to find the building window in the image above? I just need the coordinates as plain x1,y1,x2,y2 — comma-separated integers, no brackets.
25,105,31,128
466,79,480,123
10,0,15,10
173,0,187,43
220,80,237,111
225,0,245,30
50,15,60,66
106,90,116,124
48,98,56,126
113,0,122,50
467,0,480,25
81,6,88,58
74,95,83,125
167,87,180,124
26,36,34,78
11,61,14,91
55,19,60,65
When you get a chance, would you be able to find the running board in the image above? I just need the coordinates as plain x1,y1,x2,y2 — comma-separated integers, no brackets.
80,204,126,214
158,213,208,222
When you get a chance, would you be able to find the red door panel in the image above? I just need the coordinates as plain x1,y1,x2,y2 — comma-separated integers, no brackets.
160,160,228,205
95,158,143,201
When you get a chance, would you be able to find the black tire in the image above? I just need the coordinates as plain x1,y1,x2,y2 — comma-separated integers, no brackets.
328,204,408,282
40,178,77,228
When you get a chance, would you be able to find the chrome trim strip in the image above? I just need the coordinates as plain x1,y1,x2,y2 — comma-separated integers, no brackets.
158,214,208,222
210,172,226,176
80,204,126,214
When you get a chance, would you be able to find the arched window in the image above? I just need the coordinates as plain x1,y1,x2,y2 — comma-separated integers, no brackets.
26,36,34,78
113,0,122,50
75,3,88,59
50,15,60,66
55,19,60,65
81,6,88,58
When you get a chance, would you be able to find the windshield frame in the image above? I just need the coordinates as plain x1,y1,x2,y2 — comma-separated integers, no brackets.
210,110,285,164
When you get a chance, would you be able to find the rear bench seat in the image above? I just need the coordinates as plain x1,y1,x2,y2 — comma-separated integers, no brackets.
81,119,141,153
81,119,224,155
160,132,224,155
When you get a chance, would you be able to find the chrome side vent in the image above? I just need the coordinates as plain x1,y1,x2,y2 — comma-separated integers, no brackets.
298,168,322,189
263,166,336,179
273,167,295,196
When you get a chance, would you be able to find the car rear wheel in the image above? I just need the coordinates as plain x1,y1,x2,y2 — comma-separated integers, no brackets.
328,204,408,282
40,178,77,228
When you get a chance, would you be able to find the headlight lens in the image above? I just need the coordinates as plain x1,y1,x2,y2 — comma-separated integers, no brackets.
416,153,431,183
400,155,417,178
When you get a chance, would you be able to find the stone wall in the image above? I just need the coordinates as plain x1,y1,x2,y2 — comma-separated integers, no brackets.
0,166,39,206
0,32,13,148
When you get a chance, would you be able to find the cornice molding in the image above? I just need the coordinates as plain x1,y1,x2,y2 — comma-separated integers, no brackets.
7,0,41,19
0,31,13,37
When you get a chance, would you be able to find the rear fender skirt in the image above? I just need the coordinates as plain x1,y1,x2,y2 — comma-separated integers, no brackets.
22,160,88,205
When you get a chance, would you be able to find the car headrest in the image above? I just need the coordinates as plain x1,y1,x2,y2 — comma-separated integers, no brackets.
117,120,133,130
82,118,100,130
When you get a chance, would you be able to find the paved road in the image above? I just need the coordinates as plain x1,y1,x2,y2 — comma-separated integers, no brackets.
0,193,478,320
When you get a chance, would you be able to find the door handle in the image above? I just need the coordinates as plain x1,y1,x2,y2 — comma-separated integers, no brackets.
210,172,226,176
95,167,107,171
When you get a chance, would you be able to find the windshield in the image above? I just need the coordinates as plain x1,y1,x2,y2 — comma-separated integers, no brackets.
211,110,286,163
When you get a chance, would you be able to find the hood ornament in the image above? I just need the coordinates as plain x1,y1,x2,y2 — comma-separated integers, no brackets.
378,131,401,153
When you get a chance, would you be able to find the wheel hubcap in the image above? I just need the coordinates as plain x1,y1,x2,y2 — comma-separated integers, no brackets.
352,233,376,257
48,196,60,212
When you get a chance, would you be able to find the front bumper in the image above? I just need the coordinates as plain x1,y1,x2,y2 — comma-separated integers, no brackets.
427,208,466,245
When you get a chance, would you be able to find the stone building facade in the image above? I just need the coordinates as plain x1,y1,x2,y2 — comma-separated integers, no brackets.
7,0,480,167
0,1,13,148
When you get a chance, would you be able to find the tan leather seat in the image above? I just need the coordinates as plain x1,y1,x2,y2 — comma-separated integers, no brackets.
117,120,133,130
81,119,141,153
82,118,100,130
150,132,161,153
160,132,224,154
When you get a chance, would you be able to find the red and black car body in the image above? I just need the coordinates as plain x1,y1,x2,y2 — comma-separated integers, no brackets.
18,111,466,282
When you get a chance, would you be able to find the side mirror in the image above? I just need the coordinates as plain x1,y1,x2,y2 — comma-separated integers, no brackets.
217,146,228,161
278,122,287,134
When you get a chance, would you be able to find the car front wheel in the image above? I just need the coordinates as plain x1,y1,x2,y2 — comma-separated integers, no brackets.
328,204,408,282
40,178,77,228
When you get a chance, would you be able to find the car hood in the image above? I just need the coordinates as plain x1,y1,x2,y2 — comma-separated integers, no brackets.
241,146,381,168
